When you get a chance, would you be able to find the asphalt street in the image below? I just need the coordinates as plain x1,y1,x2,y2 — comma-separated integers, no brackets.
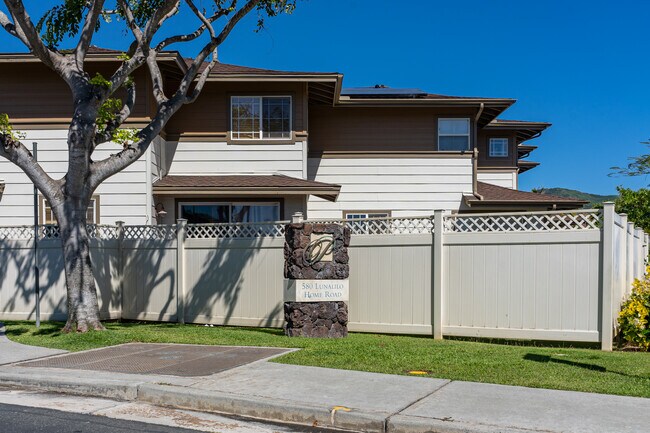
0,403,209,433
0,389,356,433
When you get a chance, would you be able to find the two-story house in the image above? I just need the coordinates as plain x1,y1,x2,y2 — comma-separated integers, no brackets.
0,48,585,226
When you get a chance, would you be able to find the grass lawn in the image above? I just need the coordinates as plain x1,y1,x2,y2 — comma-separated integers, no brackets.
3,321,649,398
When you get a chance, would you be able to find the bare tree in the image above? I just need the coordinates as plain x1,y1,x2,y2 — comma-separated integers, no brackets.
0,0,297,332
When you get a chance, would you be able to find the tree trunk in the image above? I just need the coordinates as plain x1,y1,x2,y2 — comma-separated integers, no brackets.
58,204,104,333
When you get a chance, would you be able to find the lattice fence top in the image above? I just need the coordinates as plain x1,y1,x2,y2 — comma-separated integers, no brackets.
122,225,177,240
444,210,602,233
306,216,435,235
186,222,287,239
0,226,35,240
0,210,609,240
0,224,119,240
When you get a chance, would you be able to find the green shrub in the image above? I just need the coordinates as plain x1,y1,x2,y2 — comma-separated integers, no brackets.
618,266,650,350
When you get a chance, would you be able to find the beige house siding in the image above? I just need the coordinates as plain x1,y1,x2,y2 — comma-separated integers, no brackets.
306,156,473,218
0,129,151,225
477,170,518,189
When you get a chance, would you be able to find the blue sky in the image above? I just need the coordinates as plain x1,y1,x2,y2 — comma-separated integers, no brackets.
3,1,649,194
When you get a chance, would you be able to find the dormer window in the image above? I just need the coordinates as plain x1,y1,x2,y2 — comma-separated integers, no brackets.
231,96,291,140
438,118,470,151
489,138,509,157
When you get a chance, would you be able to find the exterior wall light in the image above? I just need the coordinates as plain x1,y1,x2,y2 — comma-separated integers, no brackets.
154,203,167,225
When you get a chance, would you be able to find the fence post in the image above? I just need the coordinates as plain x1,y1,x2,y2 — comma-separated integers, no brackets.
116,221,125,319
600,202,615,351
645,233,649,265
636,227,644,280
432,210,444,339
617,214,627,294
176,219,187,325
626,222,635,291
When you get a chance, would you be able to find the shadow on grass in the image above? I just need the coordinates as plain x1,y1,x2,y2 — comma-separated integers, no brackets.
524,353,606,372
448,336,600,350
523,353,648,380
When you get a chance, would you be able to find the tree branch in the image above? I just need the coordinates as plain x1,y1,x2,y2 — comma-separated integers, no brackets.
176,0,260,97
186,0,217,39
108,0,180,96
141,0,180,46
93,82,137,147
154,0,235,52
3,0,66,76
0,134,59,202
116,0,143,43
186,51,218,103
89,100,181,189
0,9,29,46
92,0,269,188
75,0,106,69
146,50,168,104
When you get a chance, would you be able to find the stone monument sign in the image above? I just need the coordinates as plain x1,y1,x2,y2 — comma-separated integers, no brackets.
283,214,350,338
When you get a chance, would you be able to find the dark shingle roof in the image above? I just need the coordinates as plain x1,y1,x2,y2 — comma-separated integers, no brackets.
153,175,341,201
472,182,587,204
185,58,336,76
155,174,337,189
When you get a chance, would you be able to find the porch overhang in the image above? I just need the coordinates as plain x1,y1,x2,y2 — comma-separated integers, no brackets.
153,175,341,202
463,182,588,212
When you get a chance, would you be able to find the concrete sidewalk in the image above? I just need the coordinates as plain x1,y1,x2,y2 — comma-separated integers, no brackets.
0,323,67,365
0,340,647,433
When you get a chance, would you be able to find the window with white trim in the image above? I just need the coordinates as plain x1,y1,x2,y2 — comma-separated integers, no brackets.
344,212,391,234
489,138,509,157
438,118,471,151
231,96,291,140
41,196,100,224
178,201,280,224
344,212,390,219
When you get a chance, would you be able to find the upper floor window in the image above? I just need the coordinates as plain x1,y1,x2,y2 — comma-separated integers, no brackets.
489,138,509,157
438,118,470,151
231,96,291,140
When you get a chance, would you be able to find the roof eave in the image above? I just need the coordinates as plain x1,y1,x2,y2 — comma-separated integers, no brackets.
204,74,341,82
152,186,341,202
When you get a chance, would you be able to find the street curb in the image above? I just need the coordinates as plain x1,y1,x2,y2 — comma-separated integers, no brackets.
138,383,389,433
0,371,389,432
0,372,139,401
387,414,540,433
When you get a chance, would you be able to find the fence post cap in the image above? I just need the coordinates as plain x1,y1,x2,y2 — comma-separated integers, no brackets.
291,212,304,223
177,218,188,225
115,220,125,226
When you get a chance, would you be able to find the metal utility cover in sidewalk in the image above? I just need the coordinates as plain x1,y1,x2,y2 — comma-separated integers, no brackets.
17,344,290,377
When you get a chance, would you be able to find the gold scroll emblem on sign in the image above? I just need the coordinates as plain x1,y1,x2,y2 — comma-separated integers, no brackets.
304,234,334,265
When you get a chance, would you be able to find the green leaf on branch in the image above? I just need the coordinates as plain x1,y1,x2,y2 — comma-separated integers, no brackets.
610,141,650,178
89,73,111,90
112,128,139,147
614,187,650,232
0,113,26,141
37,0,95,48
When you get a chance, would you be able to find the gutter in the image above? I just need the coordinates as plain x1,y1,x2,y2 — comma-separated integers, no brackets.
471,103,485,200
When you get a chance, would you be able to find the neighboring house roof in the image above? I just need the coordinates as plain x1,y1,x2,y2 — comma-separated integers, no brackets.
0,48,518,123
517,144,538,159
153,175,341,201
485,119,551,143
464,182,587,210
518,160,541,173
338,86,514,127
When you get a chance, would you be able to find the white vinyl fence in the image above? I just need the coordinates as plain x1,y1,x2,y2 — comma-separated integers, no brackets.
0,203,647,350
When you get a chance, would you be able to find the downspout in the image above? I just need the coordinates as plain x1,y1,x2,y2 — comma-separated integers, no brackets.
472,103,484,200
